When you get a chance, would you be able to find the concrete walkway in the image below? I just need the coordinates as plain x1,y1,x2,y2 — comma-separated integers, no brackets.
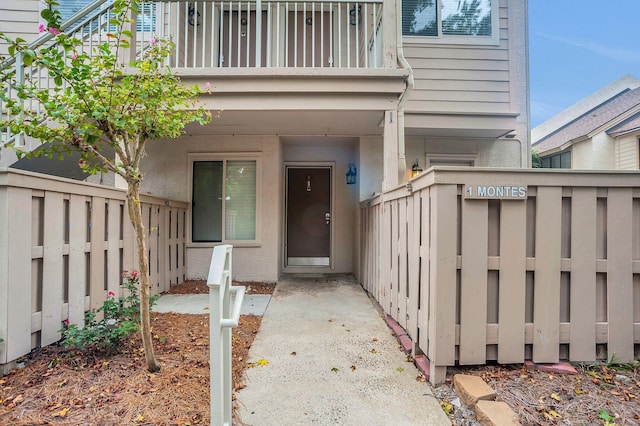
153,293,271,316
235,276,449,426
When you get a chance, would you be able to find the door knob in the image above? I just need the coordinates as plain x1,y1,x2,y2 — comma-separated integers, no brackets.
325,212,331,225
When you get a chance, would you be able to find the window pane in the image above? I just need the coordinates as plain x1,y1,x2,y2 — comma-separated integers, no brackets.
54,1,155,32
442,0,492,36
192,162,223,242
541,157,550,168
402,0,437,36
560,152,571,168
226,161,256,240
54,0,93,21
551,154,561,169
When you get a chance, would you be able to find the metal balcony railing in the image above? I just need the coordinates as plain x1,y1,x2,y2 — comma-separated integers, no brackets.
1,0,384,154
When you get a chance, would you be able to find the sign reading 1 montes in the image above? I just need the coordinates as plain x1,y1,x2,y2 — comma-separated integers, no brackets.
465,185,527,200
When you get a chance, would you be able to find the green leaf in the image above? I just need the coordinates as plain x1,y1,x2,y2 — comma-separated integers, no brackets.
54,76,63,86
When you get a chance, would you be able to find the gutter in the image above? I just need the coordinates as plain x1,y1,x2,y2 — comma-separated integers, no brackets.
395,0,415,184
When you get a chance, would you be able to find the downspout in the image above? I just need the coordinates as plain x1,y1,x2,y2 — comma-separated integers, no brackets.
395,0,415,184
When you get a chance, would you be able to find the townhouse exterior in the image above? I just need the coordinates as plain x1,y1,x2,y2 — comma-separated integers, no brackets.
1,0,529,283
10,2,636,386
533,75,640,170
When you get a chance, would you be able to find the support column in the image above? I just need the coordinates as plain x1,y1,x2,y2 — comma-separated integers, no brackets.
383,109,399,191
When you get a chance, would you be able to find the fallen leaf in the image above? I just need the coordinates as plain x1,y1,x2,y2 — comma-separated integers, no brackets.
54,407,70,418
137,414,145,422
290,352,297,356
331,367,339,373
351,365,356,372
550,393,562,402
370,349,377,354
397,367,404,372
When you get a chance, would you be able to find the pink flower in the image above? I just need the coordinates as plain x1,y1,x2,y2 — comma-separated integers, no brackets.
71,52,78,59
133,313,137,319
205,82,211,90
108,290,116,297
149,37,156,46
63,319,69,325
38,23,46,33
131,270,139,278
78,159,87,168
48,27,61,36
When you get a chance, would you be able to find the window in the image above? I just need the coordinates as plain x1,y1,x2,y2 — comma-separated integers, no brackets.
540,151,571,169
191,158,258,243
402,0,496,42
52,0,156,32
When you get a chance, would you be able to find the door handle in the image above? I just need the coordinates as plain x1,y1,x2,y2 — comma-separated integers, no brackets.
325,212,331,225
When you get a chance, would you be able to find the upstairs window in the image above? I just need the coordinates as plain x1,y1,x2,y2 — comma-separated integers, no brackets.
402,0,496,43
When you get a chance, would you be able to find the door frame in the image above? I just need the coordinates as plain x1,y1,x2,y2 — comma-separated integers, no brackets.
283,162,335,271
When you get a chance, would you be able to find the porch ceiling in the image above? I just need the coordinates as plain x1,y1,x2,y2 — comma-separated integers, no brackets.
183,110,384,136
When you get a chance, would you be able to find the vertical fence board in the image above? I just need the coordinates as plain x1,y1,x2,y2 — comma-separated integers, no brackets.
607,188,634,362
122,200,136,275
380,202,391,313
90,198,106,311
498,201,527,363
41,192,64,346
418,188,431,355
459,199,488,364
2,188,33,362
390,201,399,320
149,206,160,296
570,188,597,361
68,195,87,326
533,187,562,362
428,184,457,367
407,193,420,341
398,198,408,329
107,199,121,296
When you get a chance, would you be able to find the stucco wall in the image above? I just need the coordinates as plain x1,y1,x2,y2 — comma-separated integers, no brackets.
358,136,383,201
141,135,282,282
404,136,523,172
572,133,616,170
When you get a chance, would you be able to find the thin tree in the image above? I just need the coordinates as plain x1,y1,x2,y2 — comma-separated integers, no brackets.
0,0,211,371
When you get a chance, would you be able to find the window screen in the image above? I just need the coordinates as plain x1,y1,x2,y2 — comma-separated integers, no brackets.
53,0,156,32
402,0,492,37
192,160,257,243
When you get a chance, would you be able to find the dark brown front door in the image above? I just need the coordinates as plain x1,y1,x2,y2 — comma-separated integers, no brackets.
286,167,331,266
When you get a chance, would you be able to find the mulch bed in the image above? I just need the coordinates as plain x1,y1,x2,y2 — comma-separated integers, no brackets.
166,280,276,295
434,362,640,425
0,281,272,425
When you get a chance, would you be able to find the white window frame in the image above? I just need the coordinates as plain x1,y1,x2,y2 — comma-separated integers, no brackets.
402,0,500,46
187,152,262,248
427,153,476,168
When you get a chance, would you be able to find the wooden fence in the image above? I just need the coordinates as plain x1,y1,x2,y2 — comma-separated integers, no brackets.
0,169,187,369
360,167,640,384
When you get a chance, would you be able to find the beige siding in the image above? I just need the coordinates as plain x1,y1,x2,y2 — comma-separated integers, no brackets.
616,135,640,169
0,1,41,56
403,0,511,115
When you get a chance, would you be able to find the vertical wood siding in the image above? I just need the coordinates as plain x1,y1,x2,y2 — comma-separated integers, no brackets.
360,169,640,383
0,170,187,366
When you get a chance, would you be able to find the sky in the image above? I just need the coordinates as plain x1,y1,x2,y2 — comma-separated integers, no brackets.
528,1,640,128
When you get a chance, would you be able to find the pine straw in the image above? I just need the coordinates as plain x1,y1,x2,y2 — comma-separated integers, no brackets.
461,364,640,425
0,313,262,425
166,280,276,295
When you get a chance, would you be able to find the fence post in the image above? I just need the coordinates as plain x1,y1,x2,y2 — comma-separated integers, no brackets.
207,244,245,426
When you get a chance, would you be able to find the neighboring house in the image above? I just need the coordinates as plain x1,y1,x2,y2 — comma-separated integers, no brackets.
532,75,640,170
1,0,529,282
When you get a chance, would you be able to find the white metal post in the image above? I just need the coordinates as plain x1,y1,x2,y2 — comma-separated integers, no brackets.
207,244,245,426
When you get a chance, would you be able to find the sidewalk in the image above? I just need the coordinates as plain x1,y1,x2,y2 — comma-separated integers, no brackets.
235,275,449,426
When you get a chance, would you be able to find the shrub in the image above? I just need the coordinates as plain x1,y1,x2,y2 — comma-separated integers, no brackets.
59,271,158,354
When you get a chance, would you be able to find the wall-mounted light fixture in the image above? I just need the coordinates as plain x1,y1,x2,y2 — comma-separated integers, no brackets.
188,4,201,27
241,15,247,36
306,175,312,192
349,5,361,25
346,163,357,184
411,159,423,178
306,16,313,25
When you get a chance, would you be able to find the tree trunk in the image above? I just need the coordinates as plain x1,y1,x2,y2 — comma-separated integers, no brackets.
126,182,161,373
